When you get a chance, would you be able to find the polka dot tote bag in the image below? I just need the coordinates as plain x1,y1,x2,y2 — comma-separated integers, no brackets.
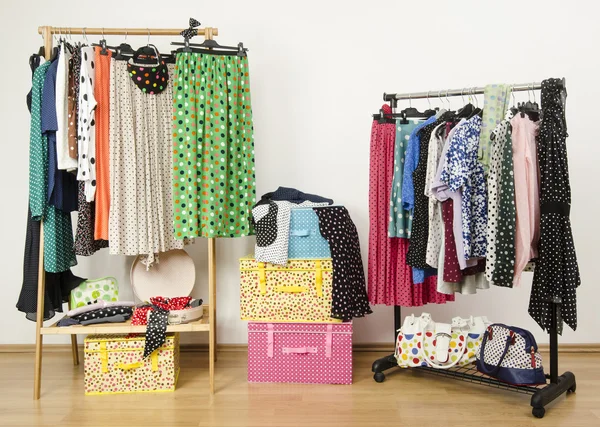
395,313,490,369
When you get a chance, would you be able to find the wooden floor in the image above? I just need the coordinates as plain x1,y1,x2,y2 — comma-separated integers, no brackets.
0,350,598,427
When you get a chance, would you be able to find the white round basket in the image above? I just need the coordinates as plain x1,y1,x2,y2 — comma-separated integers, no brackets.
130,249,195,302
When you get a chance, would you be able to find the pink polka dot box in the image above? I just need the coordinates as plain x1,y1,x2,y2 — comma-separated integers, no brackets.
248,322,352,384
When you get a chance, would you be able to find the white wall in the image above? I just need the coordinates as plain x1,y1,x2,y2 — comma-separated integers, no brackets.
1,0,598,346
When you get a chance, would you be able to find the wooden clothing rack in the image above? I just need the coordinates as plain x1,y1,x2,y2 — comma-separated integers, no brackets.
33,25,219,400
370,81,576,419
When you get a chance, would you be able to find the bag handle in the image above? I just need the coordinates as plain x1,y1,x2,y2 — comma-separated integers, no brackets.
422,328,468,370
275,285,306,293
477,328,513,376
267,324,333,359
282,347,317,354
256,261,324,297
395,313,431,367
290,229,310,237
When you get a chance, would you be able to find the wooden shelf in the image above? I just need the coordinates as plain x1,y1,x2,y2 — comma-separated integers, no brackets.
40,306,210,335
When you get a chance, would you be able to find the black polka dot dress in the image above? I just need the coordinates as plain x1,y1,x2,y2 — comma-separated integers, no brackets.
407,118,443,269
313,206,372,321
528,78,580,333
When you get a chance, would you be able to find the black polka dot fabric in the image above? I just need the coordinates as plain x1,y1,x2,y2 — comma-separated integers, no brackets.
72,306,133,324
144,309,169,358
254,202,278,247
313,206,372,321
491,124,516,287
528,78,580,333
407,118,443,269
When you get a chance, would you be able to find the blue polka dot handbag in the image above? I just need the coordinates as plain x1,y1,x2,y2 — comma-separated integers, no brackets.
288,208,331,259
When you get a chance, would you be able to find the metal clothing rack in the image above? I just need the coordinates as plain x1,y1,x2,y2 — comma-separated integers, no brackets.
383,82,542,101
371,81,576,419
32,25,220,400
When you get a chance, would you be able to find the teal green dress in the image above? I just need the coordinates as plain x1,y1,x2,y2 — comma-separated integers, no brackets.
29,61,77,273
388,120,421,238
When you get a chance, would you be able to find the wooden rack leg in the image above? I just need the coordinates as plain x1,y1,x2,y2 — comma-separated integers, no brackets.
34,27,53,400
69,302,79,366
33,223,46,400
208,237,216,394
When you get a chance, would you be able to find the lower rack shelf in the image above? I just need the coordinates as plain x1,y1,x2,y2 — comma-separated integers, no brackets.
40,305,210,335
372,353,576,419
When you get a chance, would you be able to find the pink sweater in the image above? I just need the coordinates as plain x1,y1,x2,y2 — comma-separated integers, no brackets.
511,115,540,286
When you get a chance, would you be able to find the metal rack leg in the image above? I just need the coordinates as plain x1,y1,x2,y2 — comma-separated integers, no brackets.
549,301,559,384
530,300,576,418
371,306,401,383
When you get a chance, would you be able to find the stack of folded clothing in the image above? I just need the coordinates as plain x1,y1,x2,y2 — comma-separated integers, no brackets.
57,300,136,326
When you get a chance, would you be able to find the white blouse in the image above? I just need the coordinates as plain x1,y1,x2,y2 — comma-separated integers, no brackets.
76,46,97,202
425,123,446,267
55,44,77,171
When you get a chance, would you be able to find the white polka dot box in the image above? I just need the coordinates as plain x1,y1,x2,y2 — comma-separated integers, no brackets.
239,257,338,323
247,322,352,384
83,333,180,395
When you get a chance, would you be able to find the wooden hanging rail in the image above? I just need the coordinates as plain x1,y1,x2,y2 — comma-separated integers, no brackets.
37,26,219,37
33,24,219,400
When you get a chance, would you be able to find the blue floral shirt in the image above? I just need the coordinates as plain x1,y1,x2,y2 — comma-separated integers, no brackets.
440,115,487,259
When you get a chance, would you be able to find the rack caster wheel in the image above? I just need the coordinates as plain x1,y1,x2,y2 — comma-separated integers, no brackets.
568,382,576,393
532,407,545,419
373,372,385,383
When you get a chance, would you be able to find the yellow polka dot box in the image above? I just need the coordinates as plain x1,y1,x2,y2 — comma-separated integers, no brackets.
83,333,180,395
239,257,340,323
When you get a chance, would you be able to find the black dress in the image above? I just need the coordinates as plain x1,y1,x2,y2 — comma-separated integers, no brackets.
406,118,443,269
313,206,372,321
528,78,580,333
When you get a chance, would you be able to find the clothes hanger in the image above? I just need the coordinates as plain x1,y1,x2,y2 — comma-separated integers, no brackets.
82,27,89,46
171,39,249,57
517,83,540,120
437,90,456,121
399,95,435,124
509,85,519,116
467,88,483,118
91,28,118,56
115,30,135,60
371,98,397,124
170,18,248,57
456,88,475,118
131,31,163,65
49,29,60,61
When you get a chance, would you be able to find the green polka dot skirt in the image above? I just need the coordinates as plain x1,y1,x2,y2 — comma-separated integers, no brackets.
172,52,256,238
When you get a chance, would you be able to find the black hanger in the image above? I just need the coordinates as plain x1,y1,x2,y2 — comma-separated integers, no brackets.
171,39,248,56
456,103,474,118
130,44,163,66
49,45,59,61
92,39,120,56
115,43,134,60
517,101,540,121
398,94,436,124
